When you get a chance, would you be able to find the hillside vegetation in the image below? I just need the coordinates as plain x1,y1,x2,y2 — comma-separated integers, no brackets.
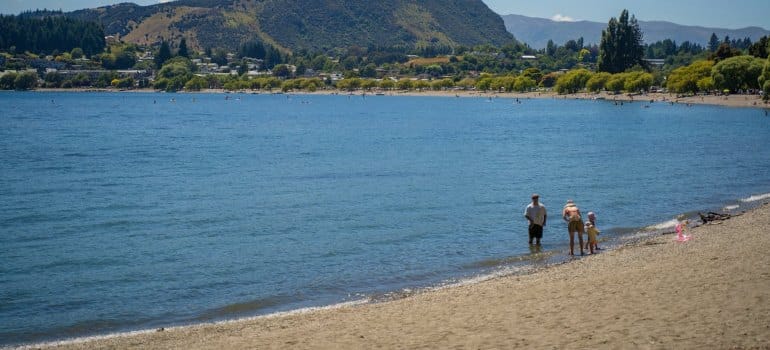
68,0,514,53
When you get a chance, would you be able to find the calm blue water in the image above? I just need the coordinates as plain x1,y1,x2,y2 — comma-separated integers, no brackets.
1,91,769,346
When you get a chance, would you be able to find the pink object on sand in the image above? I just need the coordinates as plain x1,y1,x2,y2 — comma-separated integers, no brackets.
675,223,690,242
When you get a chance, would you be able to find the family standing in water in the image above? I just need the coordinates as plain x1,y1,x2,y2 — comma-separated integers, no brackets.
524,195,601,256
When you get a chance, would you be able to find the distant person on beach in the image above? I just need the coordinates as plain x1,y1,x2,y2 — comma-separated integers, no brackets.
584,218,600,254
562,200,584,255
524,194,547,245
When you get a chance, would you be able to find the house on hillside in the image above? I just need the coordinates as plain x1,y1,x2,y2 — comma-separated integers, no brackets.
643,58,665,67
318,73,343,81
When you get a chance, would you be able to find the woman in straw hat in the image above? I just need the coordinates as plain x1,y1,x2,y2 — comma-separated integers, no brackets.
562,199,585,256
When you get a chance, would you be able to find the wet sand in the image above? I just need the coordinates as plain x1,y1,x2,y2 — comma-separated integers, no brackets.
34,202,770,349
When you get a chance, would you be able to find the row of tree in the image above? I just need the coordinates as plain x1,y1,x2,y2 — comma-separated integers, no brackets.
3,53,767,100
667,55,770,95
0,69,147,90
0,14,105,56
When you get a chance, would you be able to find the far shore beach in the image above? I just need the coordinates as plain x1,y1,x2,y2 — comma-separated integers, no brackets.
27,201,770,349
31,87,770,110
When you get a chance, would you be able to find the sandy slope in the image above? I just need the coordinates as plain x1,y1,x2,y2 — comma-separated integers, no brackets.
35,202,770,350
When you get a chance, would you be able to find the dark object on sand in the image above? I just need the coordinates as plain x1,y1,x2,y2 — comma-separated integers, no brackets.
699,212,731,224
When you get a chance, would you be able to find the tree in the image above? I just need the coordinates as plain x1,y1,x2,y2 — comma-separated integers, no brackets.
70,72,91,87
475,76,494,91
708,33,720,52
597,10,645,73
546,40,556,57
361,79,377,91
237,60,248,75
586,72,611,92
425,64,443,78
396,78,413,90
0,15,105,56
300,77,322,91
623,71,654,92
521,68,542,83
513,76,536,92
578,48,591,62
280,80,294,92
414,80,430,90
184,75,207,91
564,39,581,52
379,79,395,90
210,48,228,66
155,41,172,68
0,72,18,89
710,43,742,62
70,47,84,59
539,72,560,88
605,74,626,93
44,72,63,88
155,57,194,92
748,36,769,59
272,64,291,78
295,60,307,76
697,77,715,92
711,55,764,93
14,71,39,90
360,63,377,78
95,71,118,88
112,77,134,89
490,76,515,91
554,69,592,94
113,50,137,69
263,46,282,69
760,54,770,95
666,60,714,93
239,40,266,59
177,38,189,58
336,78,362,91
310,55,330,70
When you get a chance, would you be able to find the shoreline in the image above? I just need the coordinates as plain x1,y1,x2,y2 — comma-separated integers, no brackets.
19,198,770,349
26,88,770,110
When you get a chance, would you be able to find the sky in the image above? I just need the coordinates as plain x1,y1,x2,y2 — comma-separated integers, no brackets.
1,0,768,29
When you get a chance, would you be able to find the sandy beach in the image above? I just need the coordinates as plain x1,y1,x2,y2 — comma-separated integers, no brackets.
34,87,770,110
29,201,770,350
393,90,769,110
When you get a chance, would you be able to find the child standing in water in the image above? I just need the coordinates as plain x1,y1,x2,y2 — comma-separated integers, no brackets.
584,219,600,254
584,211,601,251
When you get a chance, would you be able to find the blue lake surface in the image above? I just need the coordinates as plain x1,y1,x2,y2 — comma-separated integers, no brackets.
1,91,769,346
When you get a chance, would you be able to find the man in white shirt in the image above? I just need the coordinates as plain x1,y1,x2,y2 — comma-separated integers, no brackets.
524,193,547,245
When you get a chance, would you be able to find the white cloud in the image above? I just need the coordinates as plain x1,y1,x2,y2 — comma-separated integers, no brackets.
157,0,175,3
550,14,575,22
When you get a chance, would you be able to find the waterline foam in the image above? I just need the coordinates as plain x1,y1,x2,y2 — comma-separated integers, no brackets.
740,192,770,203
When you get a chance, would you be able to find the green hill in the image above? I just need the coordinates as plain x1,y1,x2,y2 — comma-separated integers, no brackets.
67,0,514,52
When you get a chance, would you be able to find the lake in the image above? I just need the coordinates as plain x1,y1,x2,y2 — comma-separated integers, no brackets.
1,91,769,346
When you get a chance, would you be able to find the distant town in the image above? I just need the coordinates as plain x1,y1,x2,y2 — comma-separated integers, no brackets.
1,10,768,101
